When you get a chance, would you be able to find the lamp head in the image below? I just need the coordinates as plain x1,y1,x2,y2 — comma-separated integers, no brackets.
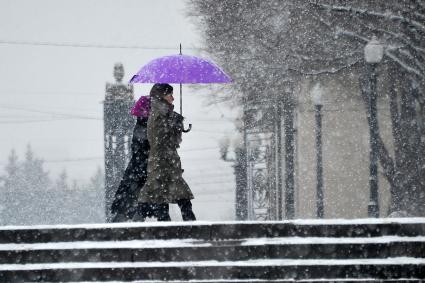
364,36,384,63
312,82,323,106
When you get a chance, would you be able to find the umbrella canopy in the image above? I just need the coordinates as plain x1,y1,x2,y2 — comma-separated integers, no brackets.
130,54,231,84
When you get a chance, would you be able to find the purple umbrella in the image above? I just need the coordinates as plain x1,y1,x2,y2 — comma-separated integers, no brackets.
130,54,231,84
129,49,231,132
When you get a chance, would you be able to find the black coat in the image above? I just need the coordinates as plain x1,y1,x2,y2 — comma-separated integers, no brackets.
111,117,150,217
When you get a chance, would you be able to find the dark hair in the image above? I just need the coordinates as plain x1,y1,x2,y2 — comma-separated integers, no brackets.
150,83,173,98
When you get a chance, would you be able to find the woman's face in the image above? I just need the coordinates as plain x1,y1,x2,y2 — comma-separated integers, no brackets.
164,94,174,105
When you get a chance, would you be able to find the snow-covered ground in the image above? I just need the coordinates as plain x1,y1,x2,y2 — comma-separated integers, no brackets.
1,257,424,271
0,236,423,251
0,218,423,281
1,217,424,230
62,280,424,283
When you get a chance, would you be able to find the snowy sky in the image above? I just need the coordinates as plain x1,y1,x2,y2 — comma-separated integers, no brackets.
0,0,237,220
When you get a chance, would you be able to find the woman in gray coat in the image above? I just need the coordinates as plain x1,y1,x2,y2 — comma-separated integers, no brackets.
139,83,196,221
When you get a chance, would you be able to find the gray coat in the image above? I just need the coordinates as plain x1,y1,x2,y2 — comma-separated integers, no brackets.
138,96,193,203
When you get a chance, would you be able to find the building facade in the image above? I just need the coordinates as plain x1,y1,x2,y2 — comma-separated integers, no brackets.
245,68,393,220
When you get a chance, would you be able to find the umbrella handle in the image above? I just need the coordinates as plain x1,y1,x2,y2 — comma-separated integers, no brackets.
183,123,192,133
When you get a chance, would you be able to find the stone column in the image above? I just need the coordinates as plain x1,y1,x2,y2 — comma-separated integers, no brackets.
103,63,135,222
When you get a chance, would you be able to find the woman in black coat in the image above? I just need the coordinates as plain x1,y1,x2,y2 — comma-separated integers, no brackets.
111,97,155,222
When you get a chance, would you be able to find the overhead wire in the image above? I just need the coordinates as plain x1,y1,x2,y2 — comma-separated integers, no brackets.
0,39,203,51
0,89,100,96
0,118,73,124
0,105,102,121
190,180,234,186
0,105,234,126
38,145,230,163
41,156,231,164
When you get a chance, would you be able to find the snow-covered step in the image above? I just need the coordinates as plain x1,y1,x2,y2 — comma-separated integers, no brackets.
0,236,424,264
42,280,425,283
0,258,424,282
1,218,424,244
0,219,424,282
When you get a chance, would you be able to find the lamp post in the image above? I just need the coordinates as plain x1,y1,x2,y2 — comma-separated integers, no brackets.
276,96,283,220
364,36,383,218
312,83,324,218
284,86,295,219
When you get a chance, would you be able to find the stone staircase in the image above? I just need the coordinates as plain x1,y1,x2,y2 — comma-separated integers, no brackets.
0,218,424,282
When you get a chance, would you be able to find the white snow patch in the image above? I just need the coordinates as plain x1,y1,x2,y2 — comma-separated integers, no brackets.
0,236,423,251
0,257,423,271
0,239,211,251
0,218,424,231
60,279,421,283
241,236,425,246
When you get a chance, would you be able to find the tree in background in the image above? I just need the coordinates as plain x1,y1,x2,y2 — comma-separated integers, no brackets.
0,145,51,224
1,149,22,191
54,169,69,191
188,0,425,216
0,146,106,224
89,166,105,193
1,145,51,192
85,166,106,221
22,144,51,191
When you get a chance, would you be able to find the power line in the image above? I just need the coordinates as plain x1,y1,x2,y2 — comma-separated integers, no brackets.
0,105,235,125
0,89,99,96
187,169,235,175
44,157,103,163
190,179,235,184
0,118,73,124
186,171,234,178
181,147,218,152
0,40,203,51
39,151,229,163
0,105,102,121
190,180,234,186
192,200,234,203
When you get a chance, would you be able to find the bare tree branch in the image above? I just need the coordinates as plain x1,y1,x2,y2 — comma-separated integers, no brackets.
311,2,425,33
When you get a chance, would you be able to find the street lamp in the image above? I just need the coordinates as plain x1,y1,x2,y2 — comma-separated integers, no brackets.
364,36,383,218
312,83,324,218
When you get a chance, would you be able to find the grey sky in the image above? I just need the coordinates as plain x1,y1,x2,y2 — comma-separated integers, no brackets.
0,0,237,220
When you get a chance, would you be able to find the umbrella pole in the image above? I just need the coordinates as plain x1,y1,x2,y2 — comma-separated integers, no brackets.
180,83,183,115
179,43,191,132
181,83,192,133
179,43,183,115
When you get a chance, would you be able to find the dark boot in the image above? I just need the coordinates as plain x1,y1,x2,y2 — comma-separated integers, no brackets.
133,203,155,222
177,199,196,221
153,203,171,221
112,213,131,223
